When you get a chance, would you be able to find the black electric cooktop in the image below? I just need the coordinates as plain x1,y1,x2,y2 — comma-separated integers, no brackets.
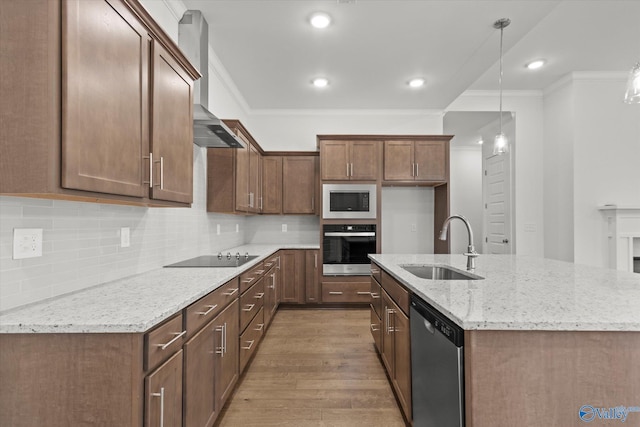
164,255,259,268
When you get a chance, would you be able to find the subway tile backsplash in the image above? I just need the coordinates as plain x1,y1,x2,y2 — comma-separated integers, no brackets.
0,146,254,312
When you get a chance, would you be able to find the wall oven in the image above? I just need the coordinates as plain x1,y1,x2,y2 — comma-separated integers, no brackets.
322,184,376,219
323,224,376,275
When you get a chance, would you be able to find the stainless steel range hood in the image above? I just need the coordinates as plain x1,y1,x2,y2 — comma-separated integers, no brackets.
179,10,244,148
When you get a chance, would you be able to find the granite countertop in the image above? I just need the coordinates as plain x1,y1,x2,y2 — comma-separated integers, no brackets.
0,244,319,334
369,254,640,332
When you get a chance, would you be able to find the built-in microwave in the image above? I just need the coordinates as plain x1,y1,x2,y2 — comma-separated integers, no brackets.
322,184,377,219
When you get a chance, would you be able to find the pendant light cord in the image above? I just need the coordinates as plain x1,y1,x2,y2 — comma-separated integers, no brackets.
499,24,504,133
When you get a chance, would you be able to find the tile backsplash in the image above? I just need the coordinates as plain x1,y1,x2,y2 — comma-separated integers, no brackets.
0,147,254,311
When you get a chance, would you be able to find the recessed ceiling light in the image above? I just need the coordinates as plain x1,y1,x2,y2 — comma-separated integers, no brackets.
477,138,484,145
526,59,545,70
408,78,425,88
312,77,329,88
310,12,331,29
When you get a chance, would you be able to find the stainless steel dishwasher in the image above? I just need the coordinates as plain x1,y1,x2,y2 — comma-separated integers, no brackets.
410,295,464,427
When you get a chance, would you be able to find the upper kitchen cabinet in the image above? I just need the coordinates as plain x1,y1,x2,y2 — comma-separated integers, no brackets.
262,156,283,214
383,138,451,184
282,156,318,214
0,0,199,206
320,140,380,181
207,120,262,214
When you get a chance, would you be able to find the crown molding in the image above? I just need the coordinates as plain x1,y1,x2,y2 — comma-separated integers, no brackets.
248,108,445,117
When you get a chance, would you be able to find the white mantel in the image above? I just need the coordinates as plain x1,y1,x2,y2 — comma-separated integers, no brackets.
599,206,640,272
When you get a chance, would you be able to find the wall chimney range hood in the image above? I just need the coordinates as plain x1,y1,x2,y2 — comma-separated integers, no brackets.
179,10,244,148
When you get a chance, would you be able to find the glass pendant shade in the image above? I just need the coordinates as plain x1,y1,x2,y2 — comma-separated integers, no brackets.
493,132,509,155
624,62,640,104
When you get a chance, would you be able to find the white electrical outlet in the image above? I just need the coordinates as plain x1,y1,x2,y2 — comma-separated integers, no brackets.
236,224,239,233
216,224,221,235
282,224,287,233
411,224,417,232
120,227,130,248
524,223,536,232
13,228,43,259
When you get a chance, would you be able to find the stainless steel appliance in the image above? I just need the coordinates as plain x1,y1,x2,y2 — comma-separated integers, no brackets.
410,294,464,427
322,224,376,275
322,184,376,219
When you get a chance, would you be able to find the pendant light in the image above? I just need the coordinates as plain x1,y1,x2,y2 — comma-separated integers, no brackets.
493,18,510,155
624,61,640,104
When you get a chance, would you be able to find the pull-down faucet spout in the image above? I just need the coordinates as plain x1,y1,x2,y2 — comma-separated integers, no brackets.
439,214,478,271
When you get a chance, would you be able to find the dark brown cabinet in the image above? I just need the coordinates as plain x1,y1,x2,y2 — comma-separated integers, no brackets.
282,156,318,214
0,0,198,207
280,250,306,304
183,299,239,427
305,250,320,303
149,41,194,204
145,350,183,427
320,140,379,181
384,139,448,183
263,254,280,327
262,156,282,214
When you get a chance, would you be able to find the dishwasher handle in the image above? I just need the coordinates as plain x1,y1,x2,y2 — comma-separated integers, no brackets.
423,318,436,334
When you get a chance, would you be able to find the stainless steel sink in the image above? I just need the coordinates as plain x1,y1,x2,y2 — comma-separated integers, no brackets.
401,264,483,280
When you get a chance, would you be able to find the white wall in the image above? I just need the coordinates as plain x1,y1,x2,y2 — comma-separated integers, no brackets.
245,215,320,244
446,91,545,257
543,80,575,262
381,187,434,254
449,147,483,254
571,74,640,267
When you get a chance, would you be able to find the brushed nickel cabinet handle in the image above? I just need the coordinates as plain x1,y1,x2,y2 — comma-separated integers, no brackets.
222,288,238,296
371,293,379,299
242,340,255,350
346,163,350,177
155,330,186,350
370,323,379,332
143,153,153,187
329,291,343,295
371,268,380,274
255,323,264,332
196,304,218,316
350,163,353,177
242,304,256,312
314,253,317,269
416,163,419,177
215,325,224,355
255,270,265,275
223,322,227,356
151,387,165,427
357,292,371,295
242,278,254,284
254,292,265,299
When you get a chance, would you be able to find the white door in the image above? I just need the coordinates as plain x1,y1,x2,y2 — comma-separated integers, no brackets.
483,153,513,254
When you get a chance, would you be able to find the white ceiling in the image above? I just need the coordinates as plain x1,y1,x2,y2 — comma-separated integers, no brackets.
181,0,640,111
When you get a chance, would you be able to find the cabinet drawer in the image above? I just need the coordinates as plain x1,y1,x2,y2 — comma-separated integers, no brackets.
240,307,264,373
145,313,185,372
381,271,410,315
185,277,239,337
240,278,265,332
321,282,371,303
370,306,382,353
240,261,265,294
370,276,383,318
263,254,279,271
370,262,382,283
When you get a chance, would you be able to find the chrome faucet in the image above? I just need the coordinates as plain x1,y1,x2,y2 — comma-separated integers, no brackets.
439,214,478,271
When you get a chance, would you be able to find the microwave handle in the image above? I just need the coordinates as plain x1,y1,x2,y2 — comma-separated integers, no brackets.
324,232,376,237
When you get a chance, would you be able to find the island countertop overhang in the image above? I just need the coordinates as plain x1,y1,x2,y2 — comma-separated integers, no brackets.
368,254,640,331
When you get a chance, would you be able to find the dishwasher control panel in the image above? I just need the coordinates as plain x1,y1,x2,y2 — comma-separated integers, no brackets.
411,296,464,347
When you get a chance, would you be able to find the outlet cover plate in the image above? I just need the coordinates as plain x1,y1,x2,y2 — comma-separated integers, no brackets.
13,228,43,259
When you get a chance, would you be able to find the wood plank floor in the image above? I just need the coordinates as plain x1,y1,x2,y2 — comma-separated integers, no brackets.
215,308,406,427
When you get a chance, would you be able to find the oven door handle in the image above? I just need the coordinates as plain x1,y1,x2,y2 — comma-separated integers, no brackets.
324,232,376,237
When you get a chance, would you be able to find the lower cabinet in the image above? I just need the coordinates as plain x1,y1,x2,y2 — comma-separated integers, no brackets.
305,250,320,303
381,289,412,422
183,299,239,427
263,263,279,328
280,250,306,303
145,350,183,427
321,280,371,303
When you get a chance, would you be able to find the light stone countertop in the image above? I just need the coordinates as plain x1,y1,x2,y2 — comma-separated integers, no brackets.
0,244,319,334
369,254,640,331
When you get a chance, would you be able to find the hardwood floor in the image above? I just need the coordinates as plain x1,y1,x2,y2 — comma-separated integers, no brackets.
215,308,406,427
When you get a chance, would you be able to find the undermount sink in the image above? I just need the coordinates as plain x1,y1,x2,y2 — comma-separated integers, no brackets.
401,264,484,281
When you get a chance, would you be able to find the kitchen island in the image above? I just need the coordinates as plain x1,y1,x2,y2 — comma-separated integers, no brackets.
370,254,640,427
